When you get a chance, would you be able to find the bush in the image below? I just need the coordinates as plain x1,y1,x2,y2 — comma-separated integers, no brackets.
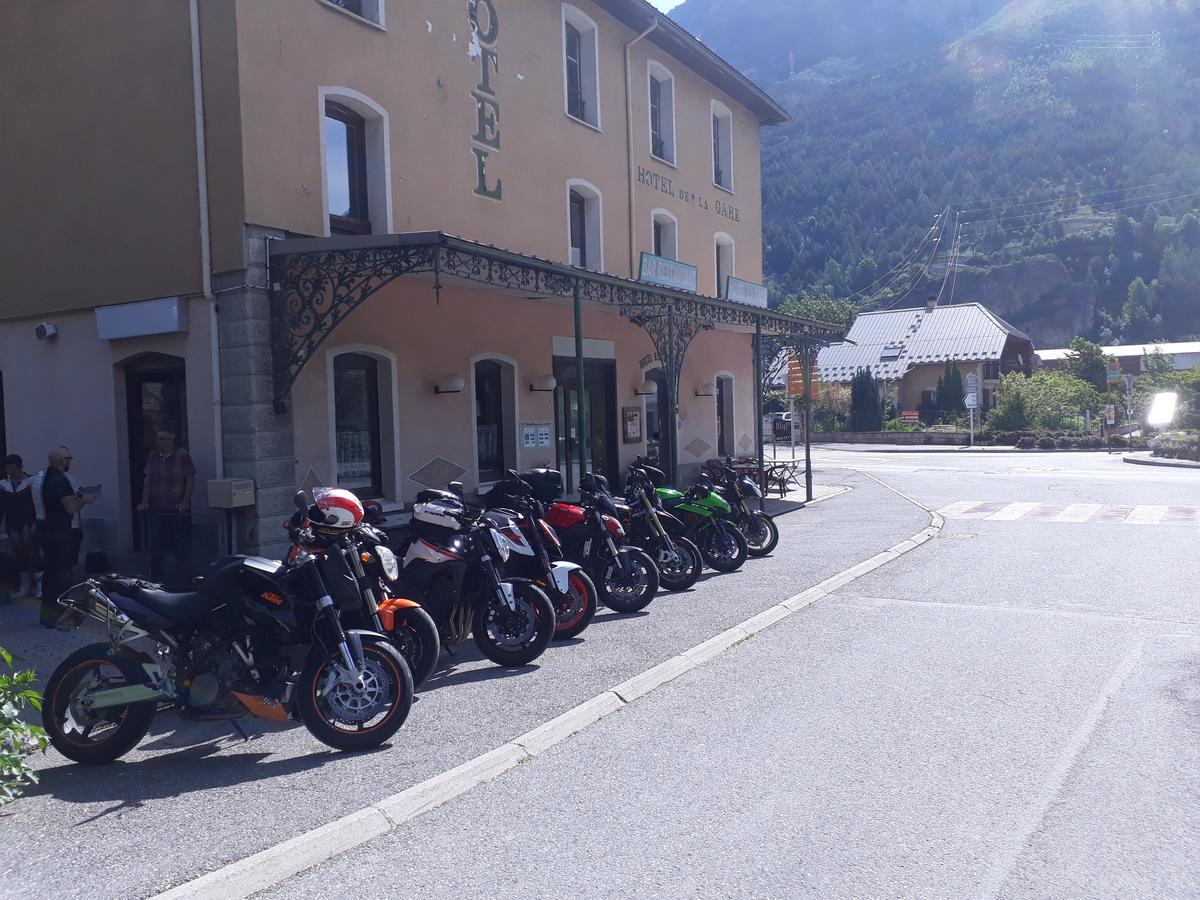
1037,436,1056,449
1150,431,1200,461
1016,435,1036,449
0,647,47,805
1056,435,1075,449
1107,435,1129,449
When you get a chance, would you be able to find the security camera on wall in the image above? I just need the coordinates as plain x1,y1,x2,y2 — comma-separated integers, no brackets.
34,322,58,341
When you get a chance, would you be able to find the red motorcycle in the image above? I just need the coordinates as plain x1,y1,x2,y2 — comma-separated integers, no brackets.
543,473,659,614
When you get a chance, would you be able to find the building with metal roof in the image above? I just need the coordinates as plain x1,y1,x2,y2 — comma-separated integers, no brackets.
1038,341,1200,373
817,300,1035,419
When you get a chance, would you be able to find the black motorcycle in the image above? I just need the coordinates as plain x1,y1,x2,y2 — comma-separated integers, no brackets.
621,463,703,592
399,486,557,667
286,493,441,688
42,551,414,763
482,470,599,640
702,458,780,557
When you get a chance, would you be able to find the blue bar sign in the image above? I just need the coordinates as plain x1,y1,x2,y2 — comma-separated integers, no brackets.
639,252,698,293
724,276,768,307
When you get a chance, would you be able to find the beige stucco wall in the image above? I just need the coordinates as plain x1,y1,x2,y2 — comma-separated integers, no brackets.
234,0,765,286
290,280,754,500
0,300,219,550
897,362,986,412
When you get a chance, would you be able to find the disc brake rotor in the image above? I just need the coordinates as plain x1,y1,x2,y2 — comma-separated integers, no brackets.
323,657,389,723
489,600,535,647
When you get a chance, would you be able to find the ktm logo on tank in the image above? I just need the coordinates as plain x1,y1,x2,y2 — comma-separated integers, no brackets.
260,592,284,607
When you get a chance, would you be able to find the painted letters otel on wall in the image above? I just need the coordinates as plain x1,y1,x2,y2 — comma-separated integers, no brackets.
469,0,502,201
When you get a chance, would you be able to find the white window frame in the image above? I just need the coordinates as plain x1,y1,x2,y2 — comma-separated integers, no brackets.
562,4,602,130
318,86,394,236
325,344,401,501
715,232,735,297
316,0,385,29
470,352,521,489
566,179,604,271
646,60,677,166
711,99,734,193
651,208,679,261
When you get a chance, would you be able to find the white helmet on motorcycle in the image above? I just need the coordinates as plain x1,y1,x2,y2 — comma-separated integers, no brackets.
312,487,364,532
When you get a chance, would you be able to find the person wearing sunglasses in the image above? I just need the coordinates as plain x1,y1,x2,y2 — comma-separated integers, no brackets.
37,446,94,628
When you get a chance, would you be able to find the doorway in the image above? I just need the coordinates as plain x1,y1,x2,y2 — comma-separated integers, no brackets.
553,356,617,494
644,367,672,473
125,355,187,550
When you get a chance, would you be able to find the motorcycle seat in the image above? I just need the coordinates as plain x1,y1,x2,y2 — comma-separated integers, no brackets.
131,586,220,621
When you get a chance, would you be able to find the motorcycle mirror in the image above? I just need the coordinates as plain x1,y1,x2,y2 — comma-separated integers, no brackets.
293,491,309,512
448,481,465,499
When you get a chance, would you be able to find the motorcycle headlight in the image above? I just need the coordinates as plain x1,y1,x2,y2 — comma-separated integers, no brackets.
376,546,399,582
489,527,511,562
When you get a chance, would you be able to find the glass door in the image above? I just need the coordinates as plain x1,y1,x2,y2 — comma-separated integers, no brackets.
553,357,617,494
125,357,188,550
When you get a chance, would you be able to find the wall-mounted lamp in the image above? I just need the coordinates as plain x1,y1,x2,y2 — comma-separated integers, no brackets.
529,374,557,392
695,382,716,397
635,380,656,397
434,373,465,394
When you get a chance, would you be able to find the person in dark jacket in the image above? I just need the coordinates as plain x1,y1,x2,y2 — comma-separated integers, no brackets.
37,446,94,627
1,454,39,600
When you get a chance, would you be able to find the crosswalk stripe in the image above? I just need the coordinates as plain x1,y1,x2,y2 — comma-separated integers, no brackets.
937,501,985,517
1123,504,1169,525
985,502,1042,521
1056,503,1104,523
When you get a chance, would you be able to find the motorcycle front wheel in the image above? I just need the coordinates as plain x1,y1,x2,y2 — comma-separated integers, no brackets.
387,606,441,689
599,547,659,613
42,644,157,765
699,522,748,573
740,511,780,557
474,580,556,666
550,570,598,640
297,634,413,752
656,536,703,592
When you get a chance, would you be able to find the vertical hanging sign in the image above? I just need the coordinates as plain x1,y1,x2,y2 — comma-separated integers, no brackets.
468,0,502,200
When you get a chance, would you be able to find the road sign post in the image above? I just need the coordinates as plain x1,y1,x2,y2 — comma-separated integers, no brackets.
964,390,978,447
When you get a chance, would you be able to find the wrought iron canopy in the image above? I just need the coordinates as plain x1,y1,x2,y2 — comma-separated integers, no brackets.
268,231,843,407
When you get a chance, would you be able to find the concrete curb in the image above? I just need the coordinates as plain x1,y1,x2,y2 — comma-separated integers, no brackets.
817,445,1126,455
151,477,943,900
1121,452,1200,470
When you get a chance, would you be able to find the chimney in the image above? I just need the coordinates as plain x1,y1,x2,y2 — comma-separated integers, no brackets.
926,296,938,310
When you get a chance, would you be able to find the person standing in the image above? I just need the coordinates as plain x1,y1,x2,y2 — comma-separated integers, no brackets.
38,446,94,627
0,454,39,599
137,425,196,585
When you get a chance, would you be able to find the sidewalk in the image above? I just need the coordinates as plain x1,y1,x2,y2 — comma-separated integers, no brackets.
0,593,96,688
1122,451,1200,470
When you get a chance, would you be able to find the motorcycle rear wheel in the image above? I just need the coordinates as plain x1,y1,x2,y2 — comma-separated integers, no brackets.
740,512,780,557
42,644,157,765
551,570,598,640
297,634,413,752
699,523,748,573
599,547,659,613
474,580,556,666
656,536,703,592
388,606,441,689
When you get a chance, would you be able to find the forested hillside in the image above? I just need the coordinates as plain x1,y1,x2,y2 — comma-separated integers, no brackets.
673,0,1200,346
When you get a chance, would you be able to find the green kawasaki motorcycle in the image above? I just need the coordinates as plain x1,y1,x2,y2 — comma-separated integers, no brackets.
655,478,749,573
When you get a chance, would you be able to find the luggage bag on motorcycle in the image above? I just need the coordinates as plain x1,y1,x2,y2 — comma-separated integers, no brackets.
520,469,564,503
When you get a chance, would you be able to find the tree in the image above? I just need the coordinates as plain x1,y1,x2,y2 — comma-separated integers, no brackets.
1142,348,1175,377
990,373,1030,430
1061,337,1110,392
849,368,882,432
1119,277,1163,343
936,362,965,420
1022,371,1102,431
778,292,858,333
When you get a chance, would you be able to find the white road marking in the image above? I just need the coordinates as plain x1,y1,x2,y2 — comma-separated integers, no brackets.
1056,503,1103,523
936,500,985,517
985,501,1041,521
1123,504,1169,525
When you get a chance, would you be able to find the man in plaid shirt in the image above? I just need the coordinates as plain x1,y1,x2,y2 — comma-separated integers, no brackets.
137,424,196,585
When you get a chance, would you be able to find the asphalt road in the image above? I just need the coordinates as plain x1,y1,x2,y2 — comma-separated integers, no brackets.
0,472,931,899
265,451,1200,899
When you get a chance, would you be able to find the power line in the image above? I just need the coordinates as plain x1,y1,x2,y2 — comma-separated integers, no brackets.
870,208,951,311
959,175,1179,211
962,188,1200,233
842,217,942,303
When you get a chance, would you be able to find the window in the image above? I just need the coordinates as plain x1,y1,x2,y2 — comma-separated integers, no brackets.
324,102,369,235
321,89,392,236
712,101,733,191
563,5,600,128
334,353,383,498
715,233,735,297
567,180,603,270
647,61,676,164
321,0,384,26
475,360,506,483
716,375,734,457
652,210,678,260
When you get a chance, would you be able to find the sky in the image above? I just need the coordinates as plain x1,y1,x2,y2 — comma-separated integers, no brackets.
648,0,681,11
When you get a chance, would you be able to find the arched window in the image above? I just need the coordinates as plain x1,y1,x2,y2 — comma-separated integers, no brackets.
715,373,735,457
715,232,735,297
652,209,678,260
563,5,601,128
647,60,677,164
473,356,518,484
319,87,393,236
711,100,734,191
567,179,604,270
329,346,398,500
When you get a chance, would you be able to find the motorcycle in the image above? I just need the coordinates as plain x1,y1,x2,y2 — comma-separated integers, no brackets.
701,458,780,557
286,492,441,689
399,485,557,667
545,473,659,614
482,469,599,640
41,550,414,763
621,462,703,592
656,478,749,573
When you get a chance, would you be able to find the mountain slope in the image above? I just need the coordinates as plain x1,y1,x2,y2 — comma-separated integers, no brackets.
675,0,1200,346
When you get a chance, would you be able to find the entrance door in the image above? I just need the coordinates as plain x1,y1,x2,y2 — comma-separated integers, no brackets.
125,356,187,550
644,367,672,472
553,357,617,494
